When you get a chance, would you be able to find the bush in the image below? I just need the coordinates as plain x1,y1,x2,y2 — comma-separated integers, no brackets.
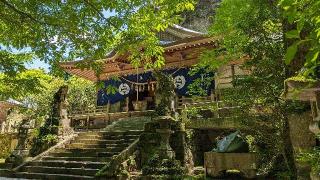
297,147,320,174
29,127,58,156
142,154,185,176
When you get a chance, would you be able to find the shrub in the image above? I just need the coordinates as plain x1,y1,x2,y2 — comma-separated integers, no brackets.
142,154,185,176
29,126,58,156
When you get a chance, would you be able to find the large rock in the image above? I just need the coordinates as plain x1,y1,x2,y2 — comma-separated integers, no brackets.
181,0,221,33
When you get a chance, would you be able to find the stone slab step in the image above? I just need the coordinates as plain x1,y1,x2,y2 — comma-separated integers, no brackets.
13,172,94,179
76,134,140,140
78,130,142,137
54,147,124,153
0,163,13,169
41,156,111,162
49,151,118,157
72,139,136,144
21,166,99,176
27,160,106,169
0,169,13,177
67,142,130,149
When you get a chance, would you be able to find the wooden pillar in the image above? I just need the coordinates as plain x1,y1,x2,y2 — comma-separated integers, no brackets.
210,88,215,101
231,64,235,82
216,101,220,118
126,97,129,112
86,115,90,130
107,100,110,114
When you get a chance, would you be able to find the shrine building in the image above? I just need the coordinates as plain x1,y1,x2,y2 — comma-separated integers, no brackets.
59,25,247,128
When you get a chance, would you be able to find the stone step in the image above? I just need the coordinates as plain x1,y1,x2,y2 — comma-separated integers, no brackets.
55,147,124,153
21,166,99,176
0,163,13,169
0,169,12,178
41,156,111,162
75,134,140,140
13,172,94,179
49,151,118,157
72,138,136,144
27,160,106,169
67,142,131,149
78,130,142,137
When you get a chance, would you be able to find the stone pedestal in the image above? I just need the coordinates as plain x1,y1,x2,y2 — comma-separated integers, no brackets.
155,116,176,159
156,128,175,159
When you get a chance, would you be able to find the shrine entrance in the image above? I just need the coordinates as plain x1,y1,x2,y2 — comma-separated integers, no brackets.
127,83,156,111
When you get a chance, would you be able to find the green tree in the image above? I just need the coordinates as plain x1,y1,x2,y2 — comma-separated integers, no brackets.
22,70,64,126
0,0,195,71
0,1,196,102
192,0,305,177
66,76,97,113
22,73,97,156
0,51,43,100
279,0,320,78
20,72,96,126
0,69,45,100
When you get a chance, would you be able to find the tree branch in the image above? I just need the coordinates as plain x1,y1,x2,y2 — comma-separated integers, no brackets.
0,0,56,26
82,0,118,29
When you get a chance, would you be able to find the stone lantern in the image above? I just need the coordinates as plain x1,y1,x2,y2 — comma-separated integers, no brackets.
156,115,176,159
14,119,32,155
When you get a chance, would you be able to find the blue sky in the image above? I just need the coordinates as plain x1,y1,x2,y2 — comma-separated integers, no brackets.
26,59,50,71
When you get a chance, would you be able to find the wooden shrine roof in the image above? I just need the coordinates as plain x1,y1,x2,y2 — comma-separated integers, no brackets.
60,36,218,82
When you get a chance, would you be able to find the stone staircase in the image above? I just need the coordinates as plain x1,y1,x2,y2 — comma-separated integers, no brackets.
5,117,151,179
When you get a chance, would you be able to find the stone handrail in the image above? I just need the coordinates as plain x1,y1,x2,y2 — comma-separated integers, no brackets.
70,106,109,116
12,133,78,172
96,138,139,177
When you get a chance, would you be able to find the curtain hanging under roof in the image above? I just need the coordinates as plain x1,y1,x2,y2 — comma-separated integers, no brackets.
97,68,214,106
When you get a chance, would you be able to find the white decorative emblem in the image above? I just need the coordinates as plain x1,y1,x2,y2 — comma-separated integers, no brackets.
118,83,130,95
174,75,186,89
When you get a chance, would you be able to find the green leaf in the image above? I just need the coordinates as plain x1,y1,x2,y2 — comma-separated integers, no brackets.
279,0,295,7
297,18,305,32
311,51,319,63
285,41,299,65
305,50,320,66
184,3,195,11
286,30,300,39
287,9,298,23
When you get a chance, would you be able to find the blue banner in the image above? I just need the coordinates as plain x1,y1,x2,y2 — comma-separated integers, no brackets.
97,68,214,106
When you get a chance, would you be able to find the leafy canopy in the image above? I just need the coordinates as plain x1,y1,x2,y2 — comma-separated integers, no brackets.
0,0,195,70
191,0,302,176
0,0,195,99
279,0,320,78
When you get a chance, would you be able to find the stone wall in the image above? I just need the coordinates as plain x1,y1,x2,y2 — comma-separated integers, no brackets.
0,132,35,159
0,133,18,159
1,110,25,134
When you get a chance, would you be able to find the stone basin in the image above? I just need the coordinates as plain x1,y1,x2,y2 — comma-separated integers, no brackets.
204,152,257,179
